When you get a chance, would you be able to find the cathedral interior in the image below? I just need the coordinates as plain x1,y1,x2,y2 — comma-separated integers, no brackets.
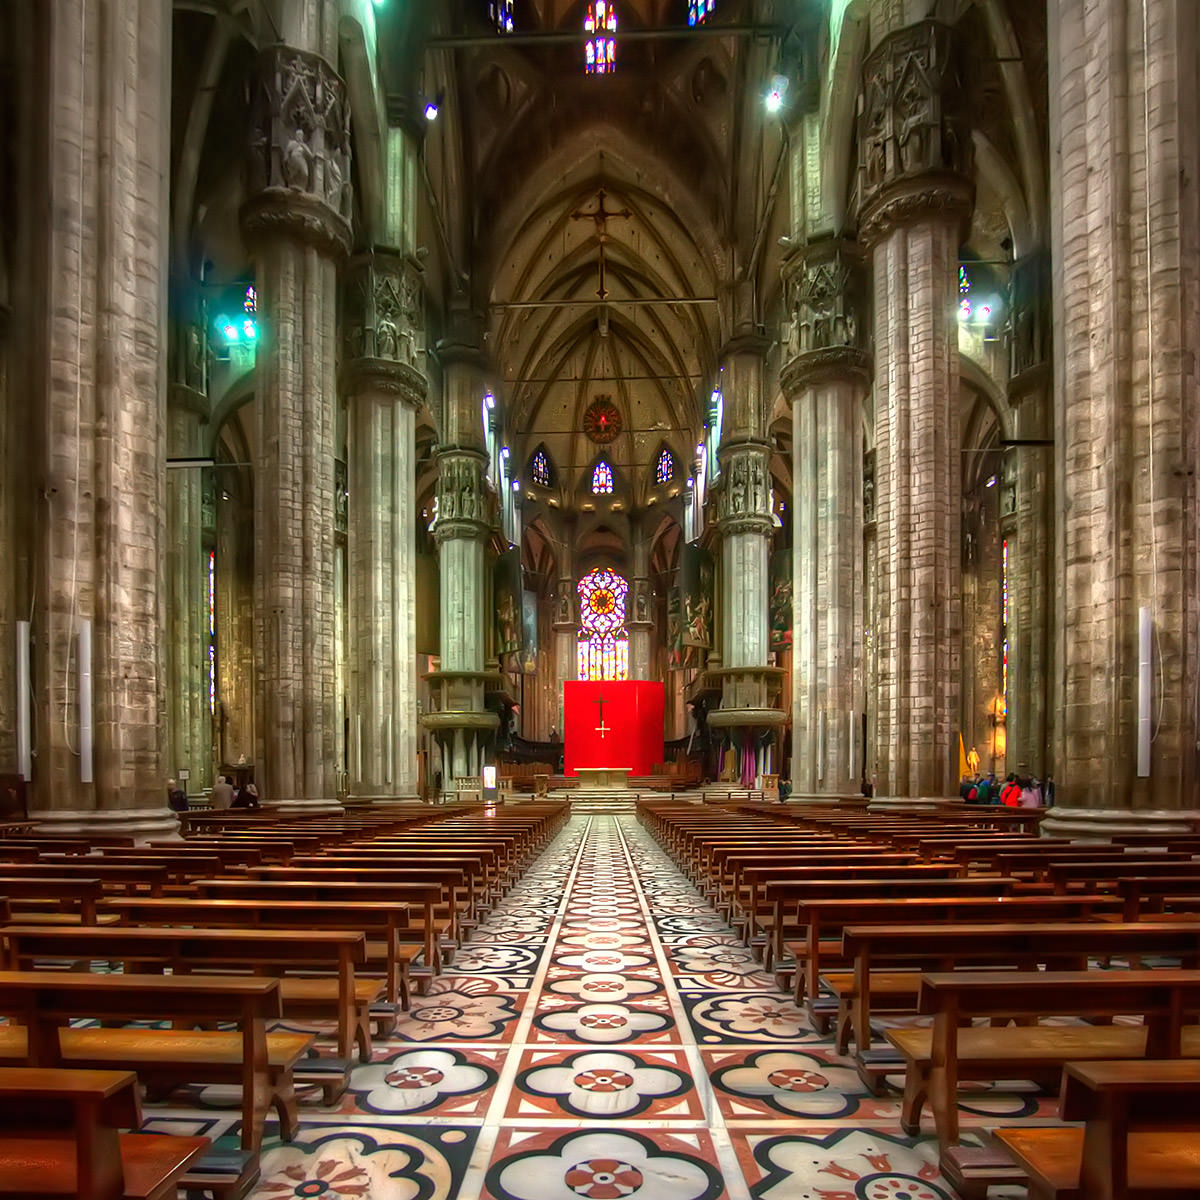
0,0,1196,838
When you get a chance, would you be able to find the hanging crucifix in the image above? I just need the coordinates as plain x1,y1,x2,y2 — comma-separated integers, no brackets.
570,187,631,301
593,692,612,739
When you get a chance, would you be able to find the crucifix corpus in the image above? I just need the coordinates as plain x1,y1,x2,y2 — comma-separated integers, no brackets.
593,692,612,740
570,187,631,301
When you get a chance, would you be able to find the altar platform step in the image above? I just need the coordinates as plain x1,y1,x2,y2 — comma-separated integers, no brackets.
548,788,639,814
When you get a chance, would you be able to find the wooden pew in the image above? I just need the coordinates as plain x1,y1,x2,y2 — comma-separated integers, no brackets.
781,892,1119,1009
99,896,419,1013
1119,876,1200,920
1,925,374,1069
1047,857,1200,895
0,1066,210,1200
836,920,1200,1064
889,969,1200,1152
763,875,1017,971
0,876,108,924
0,862,169,896
994,1060,1200,1199
194,878,447,979
0,970,311,1152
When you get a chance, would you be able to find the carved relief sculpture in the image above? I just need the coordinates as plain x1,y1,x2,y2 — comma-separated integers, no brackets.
243,46,353,256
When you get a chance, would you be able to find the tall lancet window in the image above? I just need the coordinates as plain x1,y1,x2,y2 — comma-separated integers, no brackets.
591,460,614,495
688,0,716,25
490,0,514,32
656,448,674,485
584,1,617,74
577,567,630,681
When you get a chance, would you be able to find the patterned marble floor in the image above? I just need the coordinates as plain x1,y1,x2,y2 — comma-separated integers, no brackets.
146,815,1047,1199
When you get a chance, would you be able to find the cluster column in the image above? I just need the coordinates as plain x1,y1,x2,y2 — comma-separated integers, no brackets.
858,20,974,799
422,323,499,785
781,240,871,795
708,333,786,778
15,0,175,836
343,252,425,797
240,24,352,813
552,517,578,727
1045,0,1200,832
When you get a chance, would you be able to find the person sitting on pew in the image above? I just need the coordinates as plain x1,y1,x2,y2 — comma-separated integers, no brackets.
210,776,235,811
166,779,187,814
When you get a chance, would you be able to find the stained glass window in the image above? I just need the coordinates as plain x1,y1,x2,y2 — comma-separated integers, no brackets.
584,1,617,74
207,549,217,716
490,0,514,32
656,448,674,485
577,567,629,681
591,460,614,494
531,448,551,488
688,0,715,25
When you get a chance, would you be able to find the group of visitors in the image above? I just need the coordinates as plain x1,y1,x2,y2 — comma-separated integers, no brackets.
166,775,260,813
961,772,1052,808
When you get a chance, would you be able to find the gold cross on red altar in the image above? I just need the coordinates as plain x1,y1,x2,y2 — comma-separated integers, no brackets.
570,187,631,301
593,692,612,739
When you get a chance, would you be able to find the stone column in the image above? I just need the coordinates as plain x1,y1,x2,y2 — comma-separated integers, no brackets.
241,31,352,813
708,332,786,769
858,20,974,799
19,0,175,836
164,392,213,795
1045,0,1200,833
781,240,872,794
343,252,426,797
1005,251,1053,780
422,323,499,784
552,517,578,726
629,514,653,680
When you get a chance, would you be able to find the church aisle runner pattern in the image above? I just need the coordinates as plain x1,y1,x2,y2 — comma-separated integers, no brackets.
142,815,1044,1198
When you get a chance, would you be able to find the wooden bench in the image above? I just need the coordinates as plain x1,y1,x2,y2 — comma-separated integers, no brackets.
194,878,448,980
1047,858,1200,894
889,969,1200,1151
836,919,1200,1066
0,1066,211,1200
1,925,375,1069
0,970,311,1151
764,875,1017,973
0,862,171,896
99,896,419,1014
0,876,109,924
993,1060,1200,1199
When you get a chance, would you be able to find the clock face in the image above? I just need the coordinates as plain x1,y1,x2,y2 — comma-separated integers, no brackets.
583,397,622,444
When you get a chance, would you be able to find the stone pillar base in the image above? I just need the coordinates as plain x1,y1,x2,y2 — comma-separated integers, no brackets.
30,807,182,843
269,797,346,816
1040,806,1200,840
869,795,963,810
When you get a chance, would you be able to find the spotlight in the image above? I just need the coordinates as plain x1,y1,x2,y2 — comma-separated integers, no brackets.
424,98,440,121
484,391,495,409
765,75,788,115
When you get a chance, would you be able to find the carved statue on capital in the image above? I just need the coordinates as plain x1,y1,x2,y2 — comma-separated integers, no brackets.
716,444,773,528
434,453,491,539
856,22,973,245
342,253,427,400
243,46,353,256
1007,251,1051,383
781,242,871,391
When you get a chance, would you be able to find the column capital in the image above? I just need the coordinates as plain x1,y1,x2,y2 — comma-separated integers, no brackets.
719,331,772,365
715,440,775,535
780,240,873,394
341,251,427,405
240,45,353,258
432,449,492,543
856,21,974,249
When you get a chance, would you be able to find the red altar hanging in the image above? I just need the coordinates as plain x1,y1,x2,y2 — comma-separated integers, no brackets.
563,680,665,776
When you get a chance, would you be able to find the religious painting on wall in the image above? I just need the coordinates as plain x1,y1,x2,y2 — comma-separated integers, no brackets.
679,544,714,650
769,548,793,652
666,587,684,670
519,589,539,674
495,547,524,659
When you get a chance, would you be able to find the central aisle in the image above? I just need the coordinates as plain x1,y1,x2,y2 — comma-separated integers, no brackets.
237,815,1032,1198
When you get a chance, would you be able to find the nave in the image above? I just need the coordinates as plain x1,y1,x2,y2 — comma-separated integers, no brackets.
135,815,1038,1200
